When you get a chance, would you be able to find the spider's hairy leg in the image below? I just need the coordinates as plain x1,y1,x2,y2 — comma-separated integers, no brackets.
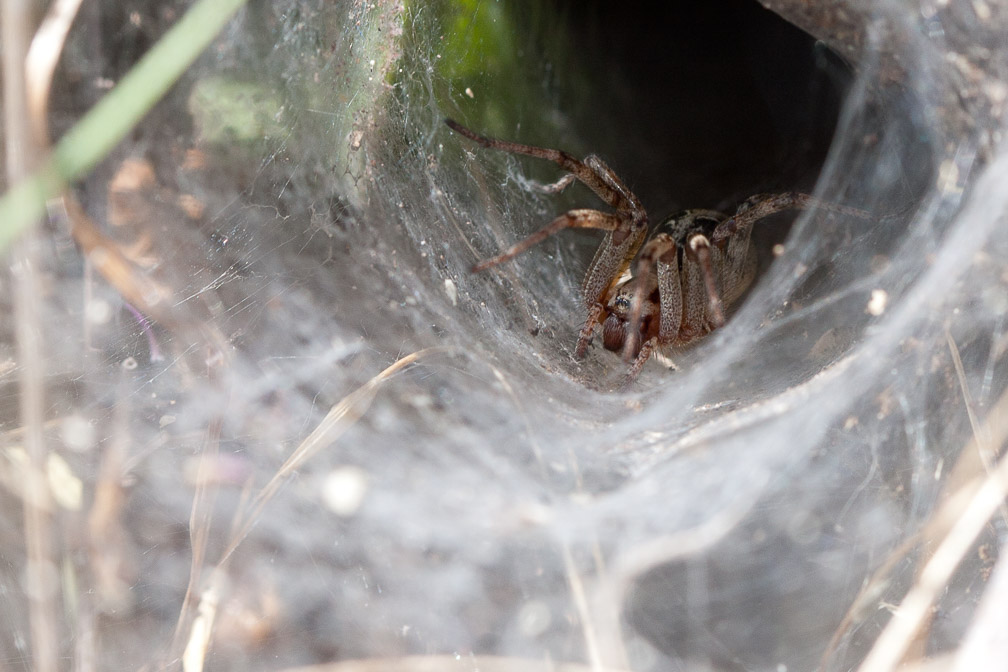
532,173,576,194
621,337,658,388
445,119,642,216
471,209,623,273
583,155,645,216
576,303,605,359
574,214,648,359
712,191,872,243
687,233,726,328
622,250,657,363
646,234,685,344
621,233,679,365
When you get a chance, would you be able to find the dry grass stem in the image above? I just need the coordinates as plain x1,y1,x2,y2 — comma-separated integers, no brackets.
857,379,1008,672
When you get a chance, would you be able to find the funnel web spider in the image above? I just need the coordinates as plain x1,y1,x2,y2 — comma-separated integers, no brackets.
446,119,871,385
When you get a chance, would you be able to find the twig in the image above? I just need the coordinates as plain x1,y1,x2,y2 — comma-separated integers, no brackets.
857,383,1008,672
171,350,442,670
3,2,57,671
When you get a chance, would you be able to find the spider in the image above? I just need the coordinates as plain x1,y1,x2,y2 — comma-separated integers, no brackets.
446,119,871,384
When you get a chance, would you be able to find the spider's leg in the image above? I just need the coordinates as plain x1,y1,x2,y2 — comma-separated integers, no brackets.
472,209,623,273
687,233,726,328
445,119,644,218
711,191,871,243
620,337,658,388
639,233,683,344
530,173,576,194
574,213,648,359
581,220,649,309
619,233,688,364
575,302,605,358
621,235,669,362
583,154,645,218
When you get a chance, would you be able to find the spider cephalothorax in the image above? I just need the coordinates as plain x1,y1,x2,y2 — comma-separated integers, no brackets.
446,119,870,384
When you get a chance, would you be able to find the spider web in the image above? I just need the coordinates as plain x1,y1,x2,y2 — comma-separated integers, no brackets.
3,1,1007,670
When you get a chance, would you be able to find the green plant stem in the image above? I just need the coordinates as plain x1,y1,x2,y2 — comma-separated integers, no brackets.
0,0,249,253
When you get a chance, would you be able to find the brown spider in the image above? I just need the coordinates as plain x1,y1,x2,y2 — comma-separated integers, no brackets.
446,119,871,383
